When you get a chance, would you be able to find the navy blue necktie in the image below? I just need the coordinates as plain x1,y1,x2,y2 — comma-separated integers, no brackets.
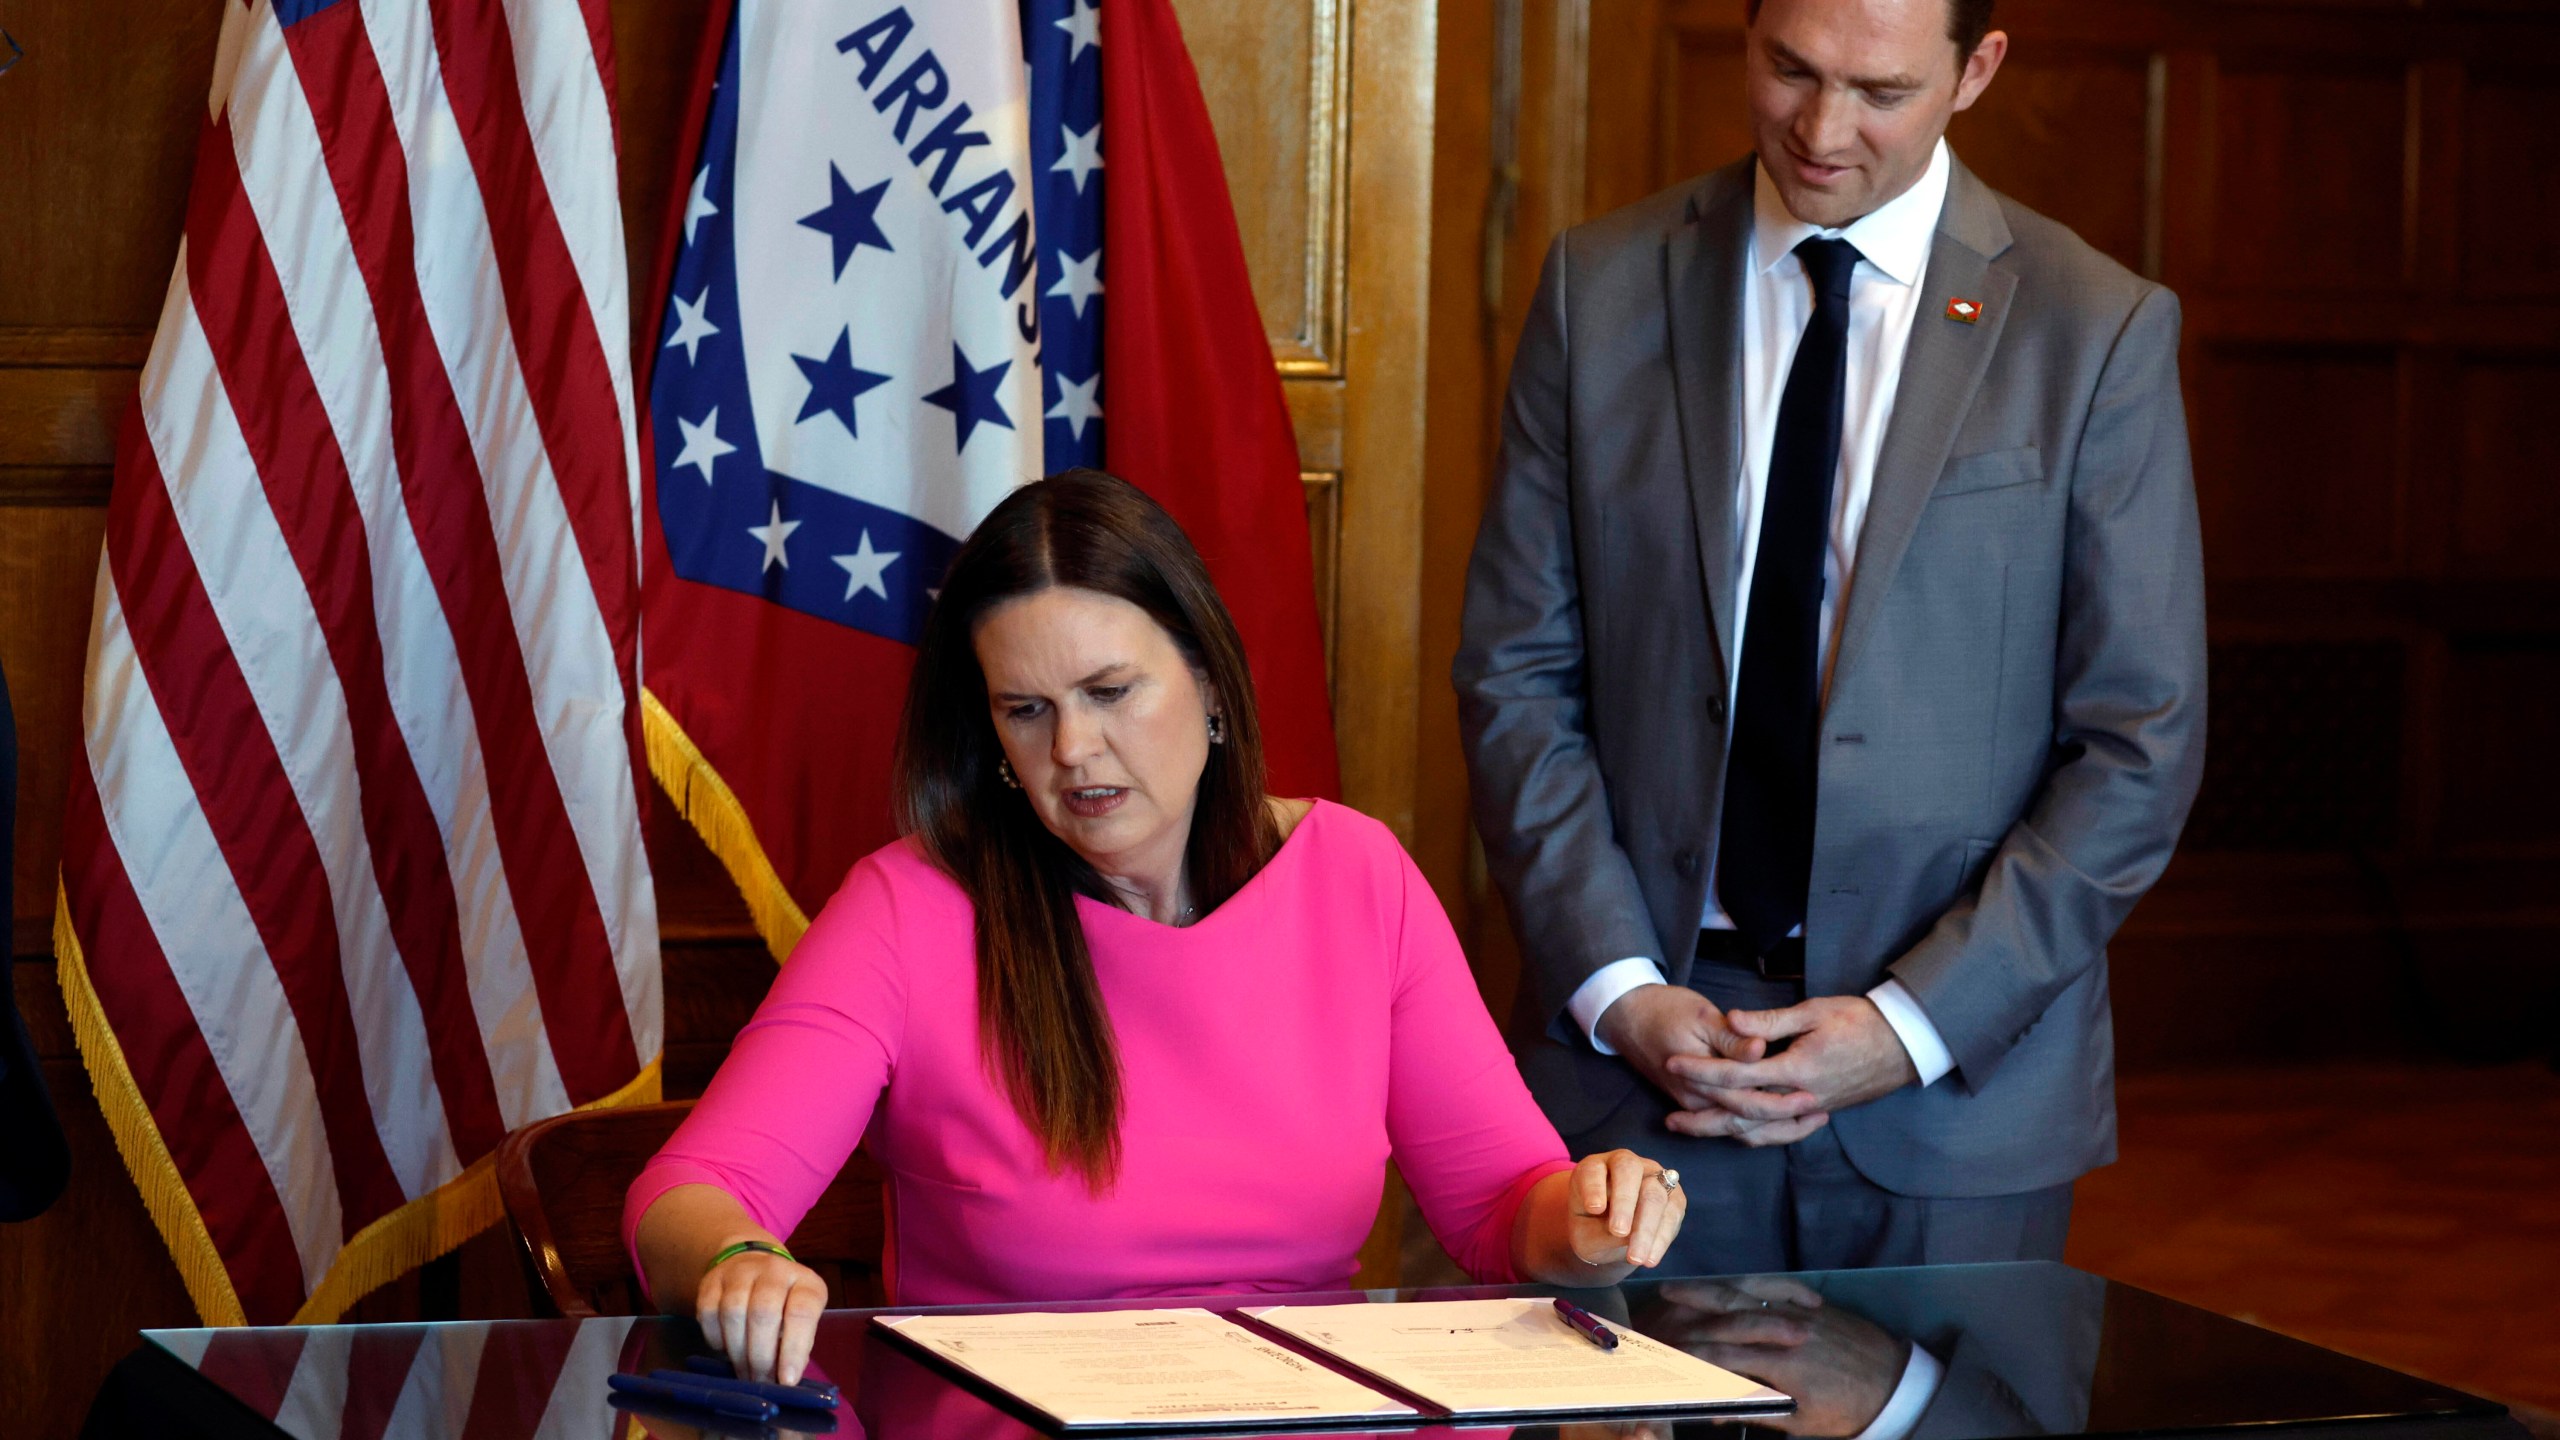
1717,236,1862,955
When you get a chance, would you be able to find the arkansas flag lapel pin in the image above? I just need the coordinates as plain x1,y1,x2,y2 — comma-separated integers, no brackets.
1946,296,1985,325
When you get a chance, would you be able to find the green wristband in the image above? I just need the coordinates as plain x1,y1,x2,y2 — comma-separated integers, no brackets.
705,1239,795,1274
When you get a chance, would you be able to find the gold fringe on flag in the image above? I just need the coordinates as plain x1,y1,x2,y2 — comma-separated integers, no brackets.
55,882,664,1326
54,882,246,1327
641,686,810,962
290,1059,661,1325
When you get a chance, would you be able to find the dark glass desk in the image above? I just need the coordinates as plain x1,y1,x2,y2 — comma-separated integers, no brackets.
93,1264,2520,1440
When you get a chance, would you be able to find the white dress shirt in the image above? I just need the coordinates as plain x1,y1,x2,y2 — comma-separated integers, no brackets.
1857,1341,1948,1440
1569,141,1957,1089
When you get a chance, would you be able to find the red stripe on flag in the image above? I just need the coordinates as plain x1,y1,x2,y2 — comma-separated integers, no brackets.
425,0,643,779
184,112,510,1162
283,4,639,1100
340,1326,430,1440
193,1328,311,1419
456,1317,582,1440
106,402,412,1234
60,762,308,1324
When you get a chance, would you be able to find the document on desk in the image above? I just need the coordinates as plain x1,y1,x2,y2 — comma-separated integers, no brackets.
1244,1298,1791,1419
872,1307,1420,1430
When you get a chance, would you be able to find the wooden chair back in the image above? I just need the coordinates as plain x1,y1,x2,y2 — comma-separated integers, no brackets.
493,1099,889,1318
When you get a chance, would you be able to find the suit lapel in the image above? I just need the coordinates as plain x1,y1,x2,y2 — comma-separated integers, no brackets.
1829,161,2017,696
1663,161,1756,677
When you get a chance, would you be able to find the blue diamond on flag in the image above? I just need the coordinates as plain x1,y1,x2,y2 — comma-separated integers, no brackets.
650,1,1099,646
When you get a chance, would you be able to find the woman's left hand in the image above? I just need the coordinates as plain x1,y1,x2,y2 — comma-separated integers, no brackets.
1563,1149,1688,1271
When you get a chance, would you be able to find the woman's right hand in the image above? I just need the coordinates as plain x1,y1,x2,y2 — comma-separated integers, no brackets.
695,1246,829,1385
1560,1148,1688,1271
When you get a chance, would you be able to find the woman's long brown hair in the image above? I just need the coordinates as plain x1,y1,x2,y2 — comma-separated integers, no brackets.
893,470,1283,1189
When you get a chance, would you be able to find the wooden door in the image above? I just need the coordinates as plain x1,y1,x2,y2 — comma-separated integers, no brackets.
1175,0,1438,844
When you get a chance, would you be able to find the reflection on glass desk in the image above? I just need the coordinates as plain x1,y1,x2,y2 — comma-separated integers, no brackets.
117,1263,2518,1440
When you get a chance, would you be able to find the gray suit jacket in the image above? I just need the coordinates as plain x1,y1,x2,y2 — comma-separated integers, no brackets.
1454,156,2207,1197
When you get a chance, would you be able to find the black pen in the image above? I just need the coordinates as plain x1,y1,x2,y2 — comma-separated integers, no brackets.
608,1392,778,1440
685,1355,843,1406
1552,1296,1620,1352
607,1371,781,1421
652,1367,842,1412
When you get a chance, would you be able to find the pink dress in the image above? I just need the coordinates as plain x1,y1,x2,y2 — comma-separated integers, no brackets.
625,800,1574,1306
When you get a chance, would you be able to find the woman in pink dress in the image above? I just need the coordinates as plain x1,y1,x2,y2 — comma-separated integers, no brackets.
627,471,1690,1384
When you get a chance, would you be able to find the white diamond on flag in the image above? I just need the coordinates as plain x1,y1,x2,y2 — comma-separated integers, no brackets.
649,0,1050,647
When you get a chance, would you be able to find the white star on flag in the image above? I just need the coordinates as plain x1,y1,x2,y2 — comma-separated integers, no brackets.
1047,246,1103,318
684,166,719,245
1055,122,1103,193
664,287,720,364
746,499,800,571
674,407,737,485
834,531,902,601
1056,0,1101,62
1046,372,1102,441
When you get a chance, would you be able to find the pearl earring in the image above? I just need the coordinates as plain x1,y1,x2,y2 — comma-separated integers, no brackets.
997,758,1021,789
1206,714,1226,745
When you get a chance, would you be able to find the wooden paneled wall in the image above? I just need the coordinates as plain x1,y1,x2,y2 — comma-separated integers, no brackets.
1420,0,2560,1063
0,1,1437,1434
0,4,221,1428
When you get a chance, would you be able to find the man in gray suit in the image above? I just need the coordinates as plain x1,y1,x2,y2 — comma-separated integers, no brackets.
1455,0,2205,1274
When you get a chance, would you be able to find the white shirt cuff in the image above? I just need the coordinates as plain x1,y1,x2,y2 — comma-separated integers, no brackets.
1868,978,1956,1087
1567,957,1669,1054
1852,1340,1946,1440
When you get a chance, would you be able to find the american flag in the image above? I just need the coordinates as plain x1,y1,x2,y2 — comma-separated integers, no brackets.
150,1315,973,1440
56,0,660,1327
159,1319,639,1440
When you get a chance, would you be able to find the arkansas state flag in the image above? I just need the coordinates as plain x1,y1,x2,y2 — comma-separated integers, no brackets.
642,0,1338,954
